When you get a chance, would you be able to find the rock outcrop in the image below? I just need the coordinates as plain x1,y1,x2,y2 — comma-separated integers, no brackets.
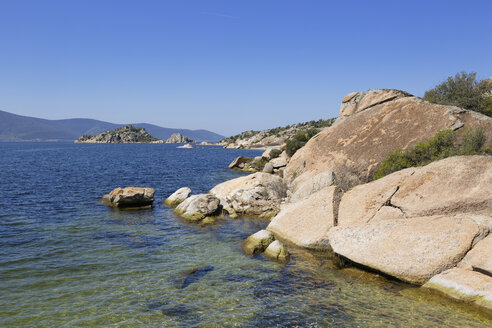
267,155,492,288
76,125,162,143
102,187,155,208
174,194,221,221
210,172,287,219
163,187,192,207
166,133,194,143
285,89,492,187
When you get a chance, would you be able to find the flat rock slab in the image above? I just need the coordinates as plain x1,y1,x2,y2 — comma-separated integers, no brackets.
424,268,492,312
328,215,482,284
268,186,342,249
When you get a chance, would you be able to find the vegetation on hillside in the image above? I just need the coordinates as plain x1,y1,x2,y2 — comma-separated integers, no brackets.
373,128,490,180
423,72,492,117
221,118,335,145
285,128,320,156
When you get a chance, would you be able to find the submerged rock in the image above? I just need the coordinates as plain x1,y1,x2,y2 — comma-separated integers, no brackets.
263,240,290,262
174,194,220,221
243,230,275,255
423,268,492,313
164,187,192,207
177,265,214,289
102,187,155,208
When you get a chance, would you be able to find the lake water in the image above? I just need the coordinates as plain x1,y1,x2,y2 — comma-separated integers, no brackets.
1,142,491,327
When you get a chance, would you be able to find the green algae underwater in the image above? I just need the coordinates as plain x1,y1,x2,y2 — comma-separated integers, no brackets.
0,142,491,327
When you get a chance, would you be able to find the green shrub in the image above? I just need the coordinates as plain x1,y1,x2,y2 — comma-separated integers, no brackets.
373,128,489,180
423,72,492,117
285,128,319,156
269,148,282,159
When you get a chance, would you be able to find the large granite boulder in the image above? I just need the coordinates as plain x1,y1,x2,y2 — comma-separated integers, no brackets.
269,157,287,169
174,194,221,221
285,90,492,188
163,187,192,207
423,268,492,312
210,172,287,219
102,187,155,208
390,156,492,217
328,215,485,284
267,186,342,249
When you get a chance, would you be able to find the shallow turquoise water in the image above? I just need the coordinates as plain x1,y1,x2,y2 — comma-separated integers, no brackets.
1,143,491,327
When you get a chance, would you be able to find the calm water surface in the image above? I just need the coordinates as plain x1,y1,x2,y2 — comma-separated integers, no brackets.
1,143,491,327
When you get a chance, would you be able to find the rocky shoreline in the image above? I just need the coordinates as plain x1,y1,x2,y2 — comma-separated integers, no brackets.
105,89,492,315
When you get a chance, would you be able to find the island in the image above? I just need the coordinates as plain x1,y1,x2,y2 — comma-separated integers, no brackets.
165,133,194,143
75,125,163,143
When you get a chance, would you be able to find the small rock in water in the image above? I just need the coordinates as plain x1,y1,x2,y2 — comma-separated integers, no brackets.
163,187,192,207
264,240,290,262
243,230,275,255
174,194,221,221
101,186,155,209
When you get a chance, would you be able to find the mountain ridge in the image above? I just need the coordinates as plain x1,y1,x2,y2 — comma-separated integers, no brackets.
0,110,224,142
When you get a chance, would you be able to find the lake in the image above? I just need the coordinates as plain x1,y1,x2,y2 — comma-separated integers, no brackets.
0,142,490,327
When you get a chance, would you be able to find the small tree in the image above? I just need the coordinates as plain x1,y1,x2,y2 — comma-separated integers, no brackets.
423,72,492,117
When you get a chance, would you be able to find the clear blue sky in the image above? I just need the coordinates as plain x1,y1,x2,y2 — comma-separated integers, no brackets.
1,0,491,136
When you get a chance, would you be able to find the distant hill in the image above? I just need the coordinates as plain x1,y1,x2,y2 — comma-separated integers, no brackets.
0,110,224,142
